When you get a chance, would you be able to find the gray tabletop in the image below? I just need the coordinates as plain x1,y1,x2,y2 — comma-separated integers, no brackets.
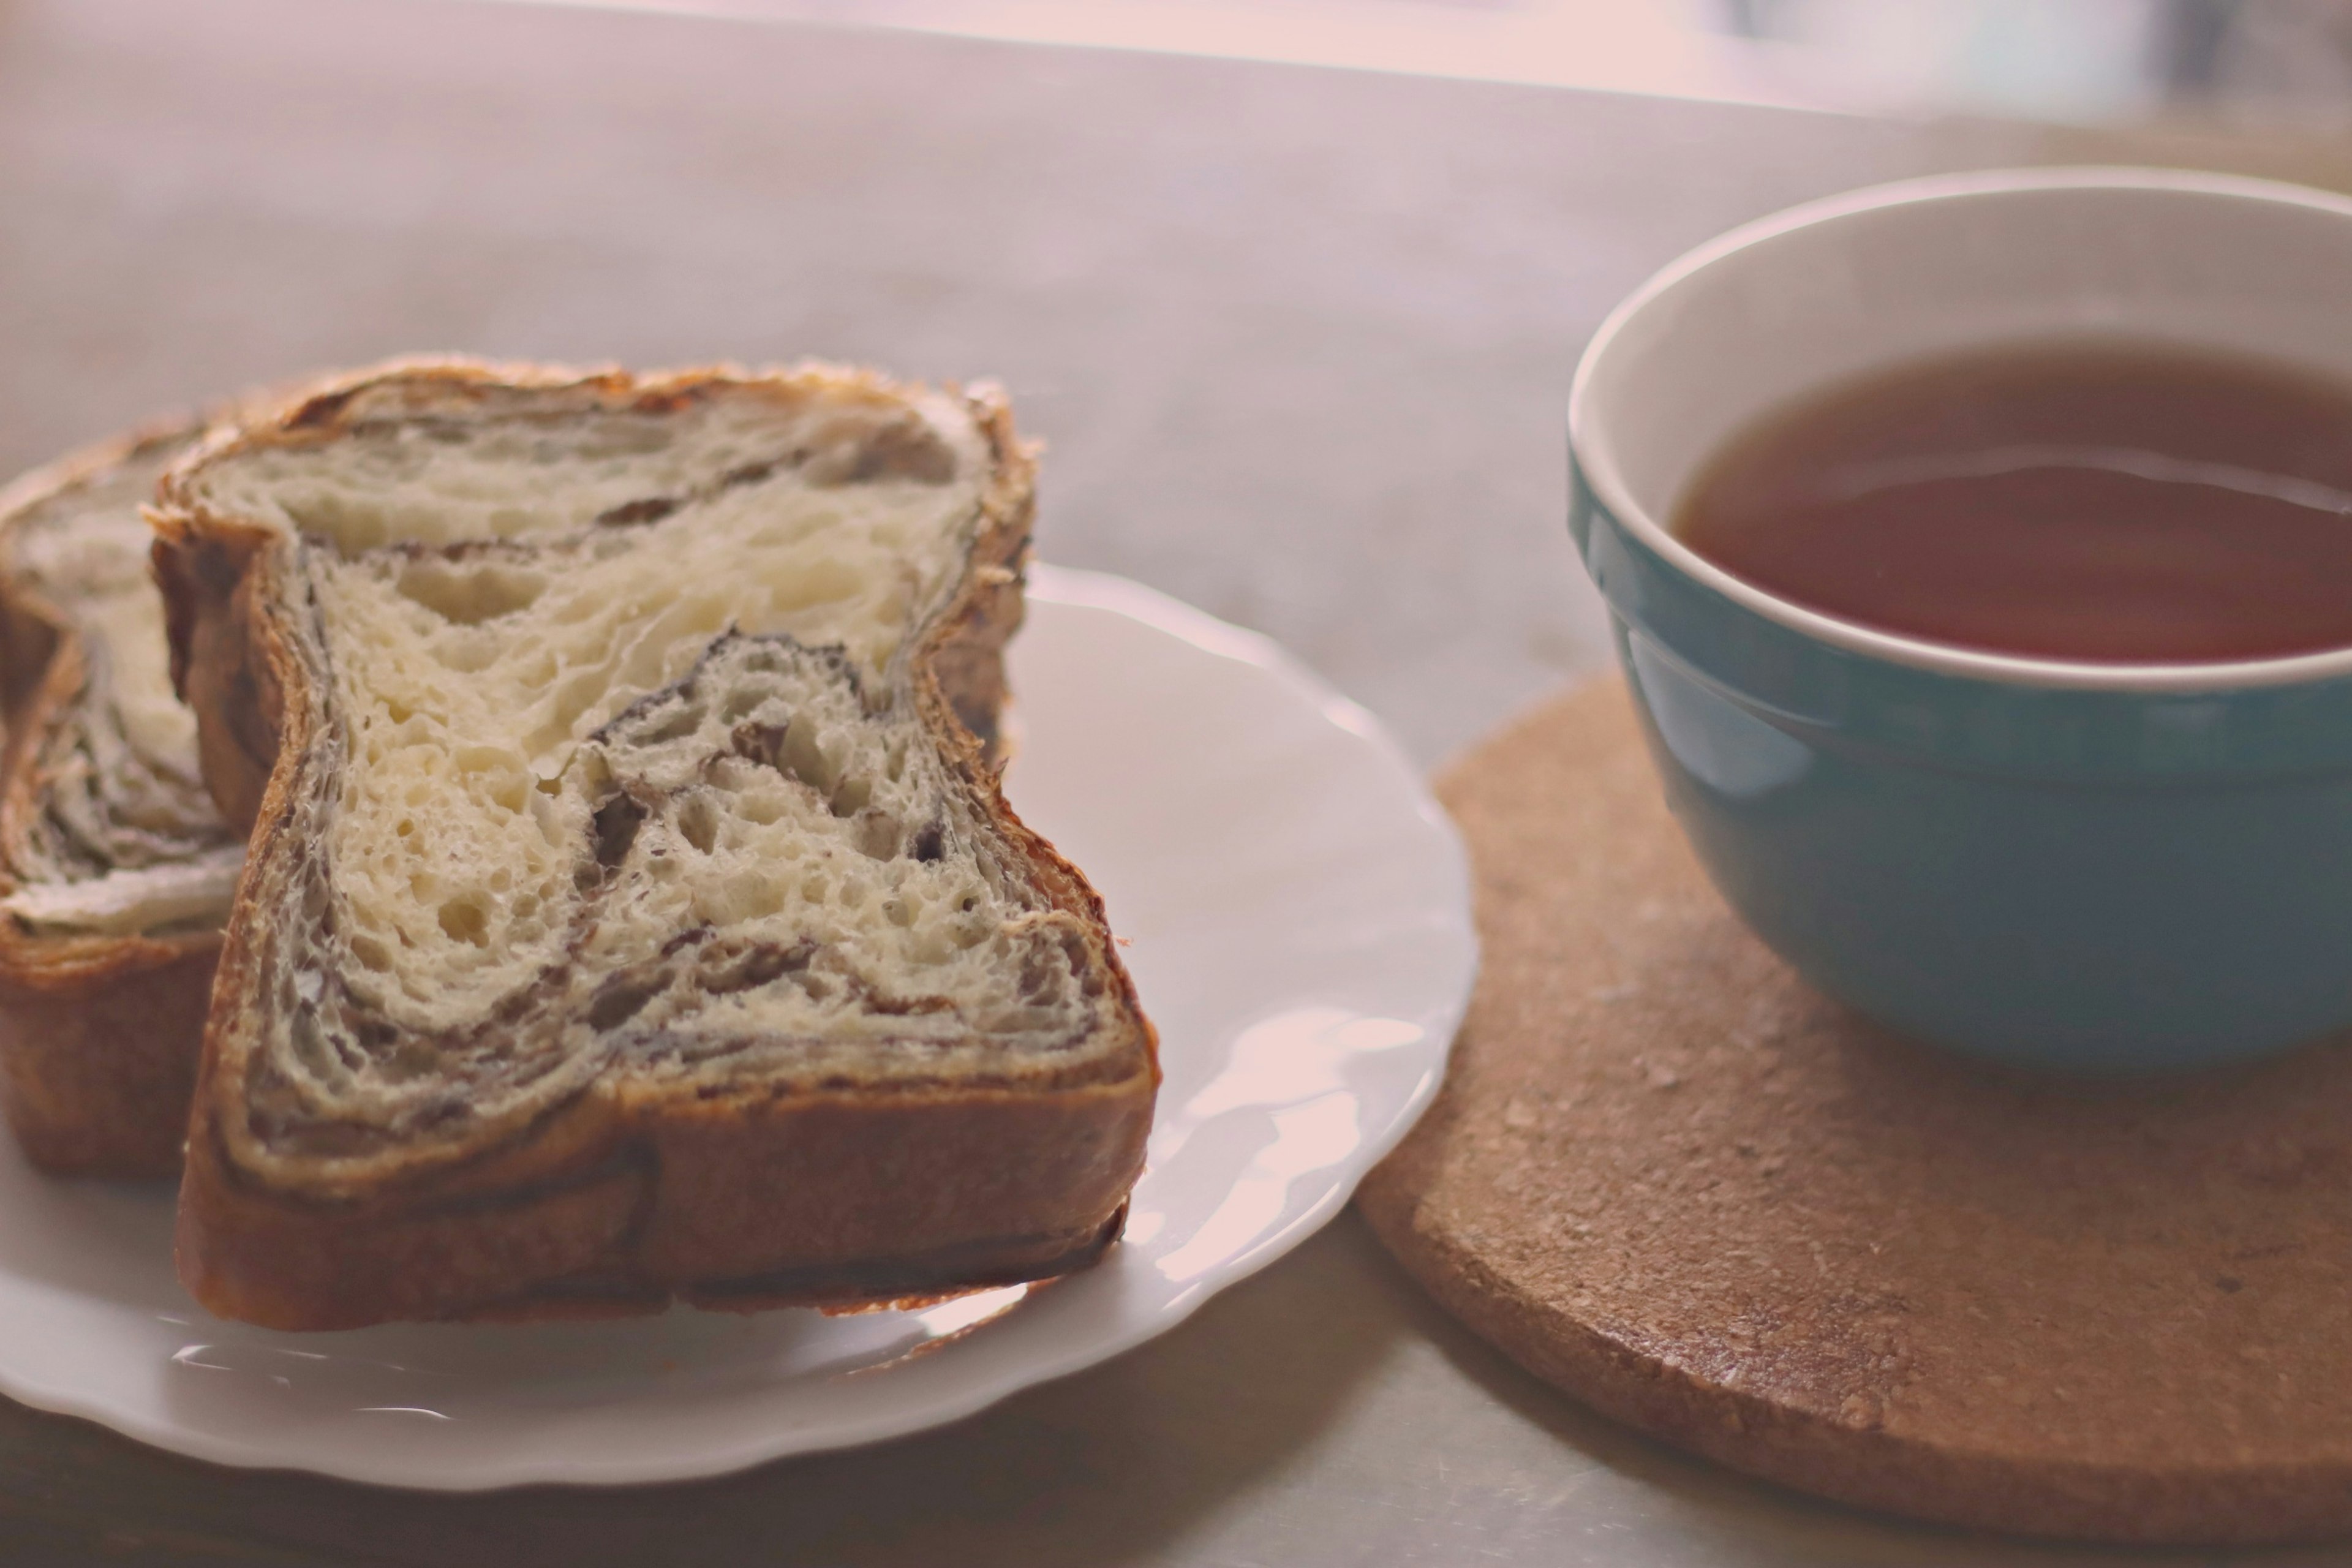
0,2,2342,1561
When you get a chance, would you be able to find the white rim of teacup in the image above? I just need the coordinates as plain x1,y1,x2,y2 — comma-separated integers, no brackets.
1570,165,2352,694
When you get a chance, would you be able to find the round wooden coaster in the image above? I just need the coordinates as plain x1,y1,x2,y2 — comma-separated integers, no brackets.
1357,679,2352,1546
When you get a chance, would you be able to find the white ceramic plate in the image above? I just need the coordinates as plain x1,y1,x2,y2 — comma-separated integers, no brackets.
0,567,1474,1490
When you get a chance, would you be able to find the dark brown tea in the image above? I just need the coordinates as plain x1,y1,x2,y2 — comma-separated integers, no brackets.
1673,341,2352,662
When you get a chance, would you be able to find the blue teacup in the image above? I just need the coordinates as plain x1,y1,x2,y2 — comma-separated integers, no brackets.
1569,167,2352,1074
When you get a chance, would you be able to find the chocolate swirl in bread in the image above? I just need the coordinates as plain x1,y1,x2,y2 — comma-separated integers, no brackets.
154,361,1157,1329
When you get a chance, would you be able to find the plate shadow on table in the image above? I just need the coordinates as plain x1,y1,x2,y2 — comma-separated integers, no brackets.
0,1213,1417,1568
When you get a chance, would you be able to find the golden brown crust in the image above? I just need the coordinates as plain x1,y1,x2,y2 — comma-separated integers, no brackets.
149,513,281,836
0,421,222,1176
0,939,216,1175
157,358,1159,1329
176,1077,1154,1330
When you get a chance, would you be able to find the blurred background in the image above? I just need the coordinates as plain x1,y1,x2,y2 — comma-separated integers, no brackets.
472,0,2352,127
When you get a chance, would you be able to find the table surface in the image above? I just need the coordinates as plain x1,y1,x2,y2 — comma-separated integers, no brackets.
1,3,2347,1562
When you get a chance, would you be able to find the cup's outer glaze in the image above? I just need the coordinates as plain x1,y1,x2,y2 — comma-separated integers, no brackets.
1568,169,2352,1073
1577,473,2352,1071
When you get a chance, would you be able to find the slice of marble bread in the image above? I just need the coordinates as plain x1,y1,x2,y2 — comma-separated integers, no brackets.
0,423,244,1174
152,360,1158,1329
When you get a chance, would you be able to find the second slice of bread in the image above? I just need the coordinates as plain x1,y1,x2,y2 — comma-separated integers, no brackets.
154,360,1158,1329
0,424,243,1174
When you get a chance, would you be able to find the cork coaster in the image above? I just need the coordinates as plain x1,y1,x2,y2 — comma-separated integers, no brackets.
1357,678,2352,1546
